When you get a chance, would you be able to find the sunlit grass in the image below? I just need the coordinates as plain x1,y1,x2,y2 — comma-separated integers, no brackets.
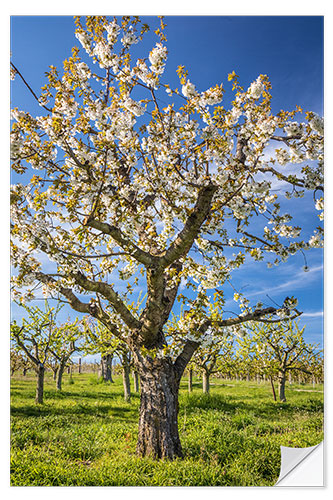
10,373,323,486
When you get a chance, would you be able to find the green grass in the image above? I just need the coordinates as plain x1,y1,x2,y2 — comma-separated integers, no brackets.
10,373,324,486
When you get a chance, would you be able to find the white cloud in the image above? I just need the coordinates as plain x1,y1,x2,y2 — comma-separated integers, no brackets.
246,263,323,299
301,310,324,318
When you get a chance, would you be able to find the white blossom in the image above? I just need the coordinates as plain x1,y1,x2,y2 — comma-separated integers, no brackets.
309,231,323,248
149,43,168,75
105,20,121,45
182,80,198,99
248,77,264,99
309,113,324,135
121,27,138,48
275,148,290,166
123,97,146,117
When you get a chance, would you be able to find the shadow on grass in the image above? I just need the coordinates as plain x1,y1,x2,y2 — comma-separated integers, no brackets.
11,387,140,402
180,393,323,419
11,403,138,422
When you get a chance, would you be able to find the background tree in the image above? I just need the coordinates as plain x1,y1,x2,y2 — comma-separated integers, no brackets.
117,342,132,402
10,348,24,376
10,16,323,458
307,351,324,385
239,320,322,402
10,301,62,403
49,317,83,390
47,354,60,381
83,317,118,383
214,334,237,381
191,330,234,394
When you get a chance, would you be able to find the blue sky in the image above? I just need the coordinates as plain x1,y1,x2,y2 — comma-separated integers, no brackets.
10,16,324,348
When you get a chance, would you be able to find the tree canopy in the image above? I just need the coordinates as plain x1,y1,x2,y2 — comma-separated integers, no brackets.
11,15,323,356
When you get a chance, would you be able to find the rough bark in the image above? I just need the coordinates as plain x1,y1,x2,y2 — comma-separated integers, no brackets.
101,354,114,382
36,363,45,404
278,371,287,402
130,339,199,460
136,358,182,459
202,370,210,394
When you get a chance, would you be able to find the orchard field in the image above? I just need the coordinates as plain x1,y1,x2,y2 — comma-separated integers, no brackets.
10,372,324,487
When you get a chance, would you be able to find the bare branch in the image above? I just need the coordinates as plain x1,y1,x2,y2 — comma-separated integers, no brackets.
11,62,52,113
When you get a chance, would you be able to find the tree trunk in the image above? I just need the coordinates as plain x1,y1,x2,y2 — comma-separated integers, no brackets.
188,368,193,393
136,357,183,459
269,375,277,401
202,370,210,394
101,354,113,382
36,363,45,404
78,358,82,374
52,366,58,381
278,371,287,402
133,370,139,392
57,361,66,391
122,360,131,402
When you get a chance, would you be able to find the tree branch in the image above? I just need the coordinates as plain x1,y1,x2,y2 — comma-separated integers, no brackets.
82,218,154,267
161,184,218,268
73,271,141,331
11,62,53,113
35,272,91,314
174,339,200,381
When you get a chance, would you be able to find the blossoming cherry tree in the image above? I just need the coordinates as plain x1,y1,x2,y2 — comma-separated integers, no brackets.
11,16,323,459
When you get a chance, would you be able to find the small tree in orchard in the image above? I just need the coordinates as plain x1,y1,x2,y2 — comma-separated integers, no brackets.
49,317,83,390
47,354,60,381
10,16,323,458
191,330,234,394
10,301,62,403
10,348,24,376
307,351,324,385
235,330,264,383
117,342,132,402
83,316,118,382
83,315,134,400
214,334,238,381
240,320,322,402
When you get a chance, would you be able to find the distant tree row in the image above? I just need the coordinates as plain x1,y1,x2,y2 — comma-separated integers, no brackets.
11,301,322,405
186,320,323,402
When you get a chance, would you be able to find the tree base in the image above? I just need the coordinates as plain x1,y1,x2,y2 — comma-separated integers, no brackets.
136,357,183,460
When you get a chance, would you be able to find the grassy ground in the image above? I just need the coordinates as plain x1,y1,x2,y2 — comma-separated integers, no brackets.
10,372,323,486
